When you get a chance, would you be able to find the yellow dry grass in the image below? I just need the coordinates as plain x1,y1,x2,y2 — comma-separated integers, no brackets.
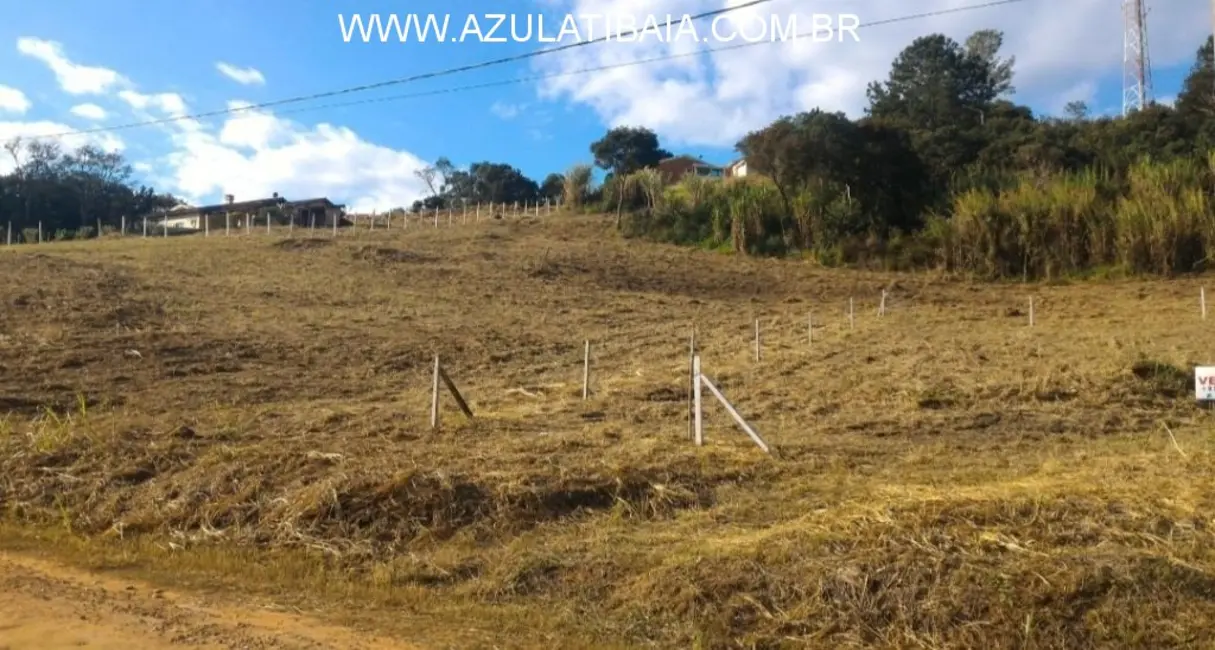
1,215,1214,649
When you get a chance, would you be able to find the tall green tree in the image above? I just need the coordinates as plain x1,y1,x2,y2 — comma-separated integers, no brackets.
589,127,671,177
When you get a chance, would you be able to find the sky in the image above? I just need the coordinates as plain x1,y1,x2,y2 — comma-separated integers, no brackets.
0,0,1208,212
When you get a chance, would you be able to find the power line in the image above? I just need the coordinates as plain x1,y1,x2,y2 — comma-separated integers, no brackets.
41,0,777,139
267,0,1028,120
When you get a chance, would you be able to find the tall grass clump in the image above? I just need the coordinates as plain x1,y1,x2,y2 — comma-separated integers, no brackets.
942,170,1115,280
563,164,594,209
1114,158,1213,275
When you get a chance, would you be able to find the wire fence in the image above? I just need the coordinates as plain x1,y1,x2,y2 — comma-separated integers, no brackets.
1,197,565,245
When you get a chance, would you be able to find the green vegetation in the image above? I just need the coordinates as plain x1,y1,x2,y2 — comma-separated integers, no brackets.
596,32,1215,280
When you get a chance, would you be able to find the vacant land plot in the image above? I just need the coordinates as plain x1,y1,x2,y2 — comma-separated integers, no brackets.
1,215,1213,649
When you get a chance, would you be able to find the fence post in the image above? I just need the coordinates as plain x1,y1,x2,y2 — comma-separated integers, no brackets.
142,217,147,238
225,212,231,236
120,215,125,236
38,221,42,243
693,354,703,446
433,206,438,228
879,290,887,317
431,355,441,430
754,318,760,362
688,326,696,440
582,340,591,400
96,218,102,238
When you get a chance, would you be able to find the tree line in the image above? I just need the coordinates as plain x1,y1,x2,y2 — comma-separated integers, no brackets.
0,138,179,241
577,30,1215,279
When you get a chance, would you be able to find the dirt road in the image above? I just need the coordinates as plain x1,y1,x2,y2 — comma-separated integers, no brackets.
0,552,410,649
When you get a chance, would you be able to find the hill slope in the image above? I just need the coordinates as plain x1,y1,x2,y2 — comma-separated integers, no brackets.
1,216,1213,649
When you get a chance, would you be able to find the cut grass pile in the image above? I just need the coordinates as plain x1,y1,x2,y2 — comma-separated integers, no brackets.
1,216,1214,649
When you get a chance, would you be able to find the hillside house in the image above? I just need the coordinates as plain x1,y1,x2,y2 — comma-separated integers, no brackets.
152,194,349,232
656,155,725,183
725,158,748,178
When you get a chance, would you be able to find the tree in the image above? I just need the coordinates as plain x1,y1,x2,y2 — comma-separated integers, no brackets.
737,110,863,216
866,31,1013,129
589,126,671,177
0,139,177,240
413,165,440,198
1176,36,1214,119
1063,101,1089,122
539,173,565,200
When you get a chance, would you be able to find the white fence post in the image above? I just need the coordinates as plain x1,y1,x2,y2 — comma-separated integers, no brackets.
692,354,703,446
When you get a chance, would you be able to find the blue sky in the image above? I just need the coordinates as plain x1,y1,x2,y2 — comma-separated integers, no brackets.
0,0,1207,211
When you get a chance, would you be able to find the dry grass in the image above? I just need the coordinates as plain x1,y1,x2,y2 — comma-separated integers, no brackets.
1,215,1214,649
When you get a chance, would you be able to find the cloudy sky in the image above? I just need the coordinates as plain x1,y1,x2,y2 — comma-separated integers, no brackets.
0,0,1207,211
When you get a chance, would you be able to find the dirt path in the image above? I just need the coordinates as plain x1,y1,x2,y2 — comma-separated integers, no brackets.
0,552,412,649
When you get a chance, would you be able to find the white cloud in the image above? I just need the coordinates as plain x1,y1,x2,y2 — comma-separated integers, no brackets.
16,37,126,95
216,62,266,86
491,101,525,119
117,90,188,117
154,99,430,211
533,0,1208,149
0,85,31,114
69,103,108,120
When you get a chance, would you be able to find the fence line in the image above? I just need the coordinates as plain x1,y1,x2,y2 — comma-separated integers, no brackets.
0,198,564,245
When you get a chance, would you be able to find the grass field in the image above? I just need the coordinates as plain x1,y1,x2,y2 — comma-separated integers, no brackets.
1,214,1214,649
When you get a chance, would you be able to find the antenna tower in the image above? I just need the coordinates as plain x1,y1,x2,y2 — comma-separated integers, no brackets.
1122,0,1152,115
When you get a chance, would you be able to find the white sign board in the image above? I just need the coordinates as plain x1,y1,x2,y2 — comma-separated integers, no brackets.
1196,367,1215,401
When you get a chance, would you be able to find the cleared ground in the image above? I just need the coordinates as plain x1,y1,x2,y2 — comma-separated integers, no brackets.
0,215,1213,649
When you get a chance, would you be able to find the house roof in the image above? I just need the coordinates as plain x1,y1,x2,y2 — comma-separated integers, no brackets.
288,197,346,210
171,197,285,215
167,196,345,216
658,155,724,169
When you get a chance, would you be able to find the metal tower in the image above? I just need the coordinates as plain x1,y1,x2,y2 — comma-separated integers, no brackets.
1122,0,1153,115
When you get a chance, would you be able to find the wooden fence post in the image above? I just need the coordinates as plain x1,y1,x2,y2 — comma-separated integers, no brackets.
693,354,703,446
431,355,441,430
754,318,761,362
688,326,696,440
582,340,591,400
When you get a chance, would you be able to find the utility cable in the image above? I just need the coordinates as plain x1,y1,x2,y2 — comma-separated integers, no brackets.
264,0,1030,120
39,0,778,138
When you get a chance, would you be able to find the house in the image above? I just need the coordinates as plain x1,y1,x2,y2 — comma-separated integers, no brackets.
725,158,748,178
656,155,725,183
149,194,349,232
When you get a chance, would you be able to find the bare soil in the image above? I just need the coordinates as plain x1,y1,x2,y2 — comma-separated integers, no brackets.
0,550,407,649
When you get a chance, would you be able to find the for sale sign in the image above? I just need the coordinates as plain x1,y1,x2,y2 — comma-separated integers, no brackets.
1196,367,1215,401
